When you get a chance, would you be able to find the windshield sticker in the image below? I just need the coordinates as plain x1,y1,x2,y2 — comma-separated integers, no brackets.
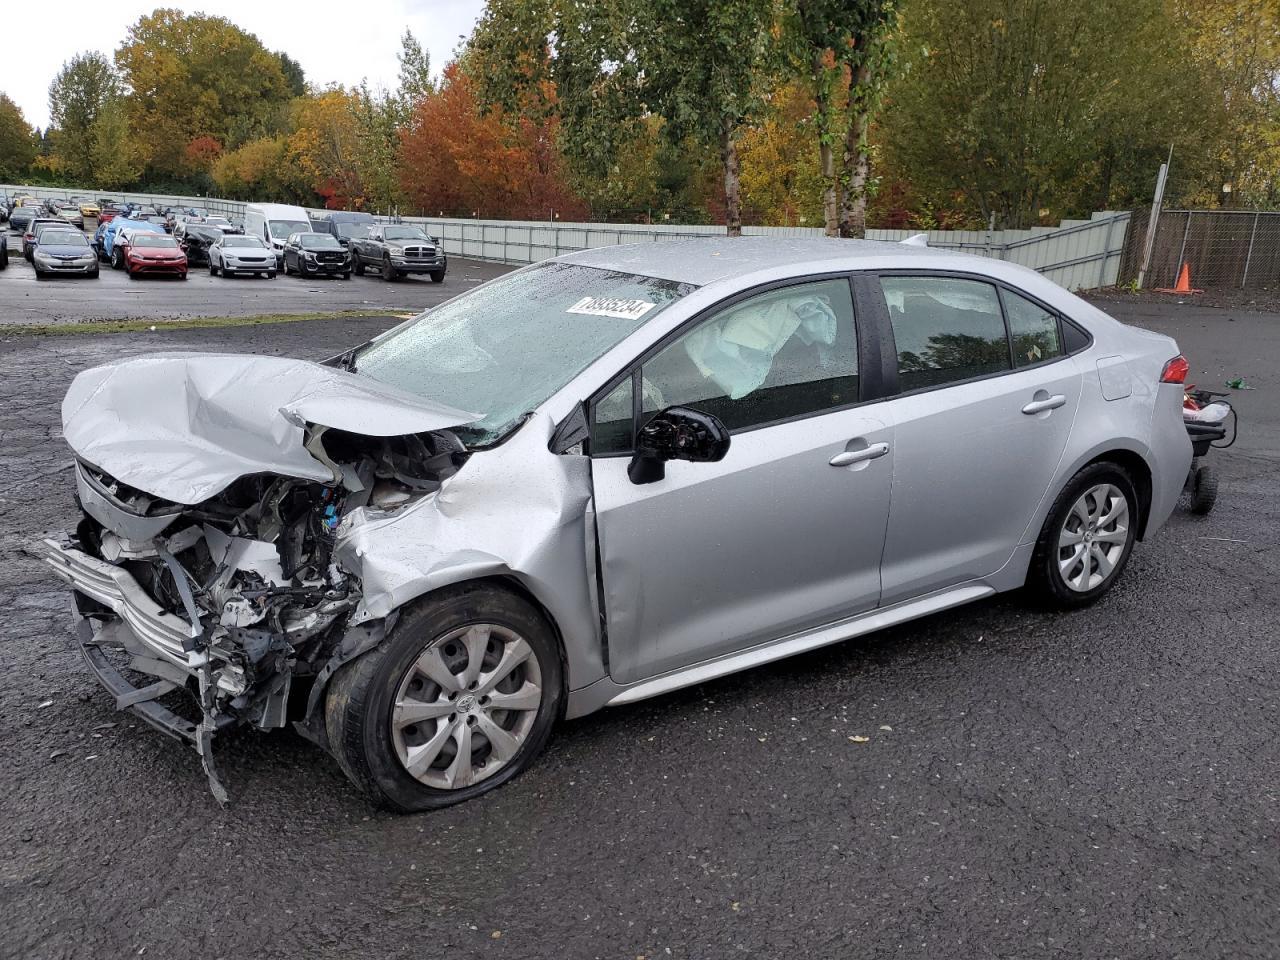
566,296,657,321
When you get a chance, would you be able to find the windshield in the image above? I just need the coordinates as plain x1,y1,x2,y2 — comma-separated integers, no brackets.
383,226,429,242
41,232,88,247
299,234,342,250
336,222,371,238
222,236,264,248
207,216,229,225
269,219,311,239
354,262,696,446
133,235,179,249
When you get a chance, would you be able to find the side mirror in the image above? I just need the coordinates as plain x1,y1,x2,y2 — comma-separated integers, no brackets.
627,406,730,485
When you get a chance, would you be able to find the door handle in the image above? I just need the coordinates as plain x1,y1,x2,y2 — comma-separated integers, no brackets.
829,442,890,467
1021,394,1067,415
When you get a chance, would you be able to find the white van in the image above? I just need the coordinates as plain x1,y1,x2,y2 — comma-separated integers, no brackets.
243,203,313,266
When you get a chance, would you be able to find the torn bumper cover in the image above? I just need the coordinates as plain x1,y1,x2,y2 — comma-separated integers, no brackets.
40,353,482,801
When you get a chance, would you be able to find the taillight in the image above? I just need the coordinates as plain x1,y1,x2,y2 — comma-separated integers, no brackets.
1160,355,1189,384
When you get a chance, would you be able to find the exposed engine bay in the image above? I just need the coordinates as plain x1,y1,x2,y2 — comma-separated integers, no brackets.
53,425,467,801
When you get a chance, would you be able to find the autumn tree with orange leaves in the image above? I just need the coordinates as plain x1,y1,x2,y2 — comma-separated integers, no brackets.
398,63,587,220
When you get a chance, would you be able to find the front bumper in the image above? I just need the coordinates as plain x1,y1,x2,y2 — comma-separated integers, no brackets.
223,259,273,273
128,260,187,276
35,258,97,274
298,259,350,275
389,255,446,275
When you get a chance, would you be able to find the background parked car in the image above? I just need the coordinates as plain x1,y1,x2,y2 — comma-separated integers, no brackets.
32,228,98,279
243,202,313,266
350,223,447,281
319,210,375,247
208,234,277,278
9,205,41,233
203,215,237,234
282,232,351,278
118,231,187,279
23,218,68,259
101,217,164,263
177,222,224,266
54,203,85,229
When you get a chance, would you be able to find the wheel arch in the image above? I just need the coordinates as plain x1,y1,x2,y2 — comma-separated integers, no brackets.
1083,448,1154,539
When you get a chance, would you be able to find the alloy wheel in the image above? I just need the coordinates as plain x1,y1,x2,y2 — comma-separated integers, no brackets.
390,623,543,790
1057,483,1130,592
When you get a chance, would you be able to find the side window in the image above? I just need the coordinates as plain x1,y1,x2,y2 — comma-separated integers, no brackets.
590,376,634,455
880,276,1009,391
640,278,858,433
1003,289,1062,367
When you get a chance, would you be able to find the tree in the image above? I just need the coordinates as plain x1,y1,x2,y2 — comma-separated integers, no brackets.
471,0,780,235
399,63,587,220
91,97,143,189
397,30,435,111
48,52,119,182
115,10,291,181
288,89,365,208
278,52,307,97
881,0,1207,228
738,82,826,226
787,0,899,236
0,94,37,180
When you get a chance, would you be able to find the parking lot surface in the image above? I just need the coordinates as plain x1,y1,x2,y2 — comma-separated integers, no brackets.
0,225,511,324
0,297,1277,958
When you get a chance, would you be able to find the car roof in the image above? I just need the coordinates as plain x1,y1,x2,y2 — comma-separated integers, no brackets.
556,236,992,286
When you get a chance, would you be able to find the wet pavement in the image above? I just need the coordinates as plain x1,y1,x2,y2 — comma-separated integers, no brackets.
0,298,1276,959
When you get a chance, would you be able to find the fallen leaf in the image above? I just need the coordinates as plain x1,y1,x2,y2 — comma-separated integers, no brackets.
848,735,870,743
490,931,502,940
879,725,893,732
38,700,53,709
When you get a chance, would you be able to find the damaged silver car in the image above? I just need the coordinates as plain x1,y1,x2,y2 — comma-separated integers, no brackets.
38,237,1191,810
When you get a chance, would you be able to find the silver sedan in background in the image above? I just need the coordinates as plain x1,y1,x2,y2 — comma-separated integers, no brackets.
38,237,1191,810
208,234,278,278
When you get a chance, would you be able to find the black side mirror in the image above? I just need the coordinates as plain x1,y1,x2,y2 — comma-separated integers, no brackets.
627,406,731,485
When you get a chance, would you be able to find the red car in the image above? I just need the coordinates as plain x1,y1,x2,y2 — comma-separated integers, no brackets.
120,232,188,279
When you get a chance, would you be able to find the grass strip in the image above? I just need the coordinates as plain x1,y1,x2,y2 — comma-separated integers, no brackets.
2,310,411,337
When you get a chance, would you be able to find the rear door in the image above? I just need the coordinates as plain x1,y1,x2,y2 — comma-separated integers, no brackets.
870,273,1083,605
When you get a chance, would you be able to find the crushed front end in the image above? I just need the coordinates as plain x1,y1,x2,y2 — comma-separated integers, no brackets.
38,426,466,803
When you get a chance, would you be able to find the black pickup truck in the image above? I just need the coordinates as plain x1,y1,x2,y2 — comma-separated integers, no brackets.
349,224,447,282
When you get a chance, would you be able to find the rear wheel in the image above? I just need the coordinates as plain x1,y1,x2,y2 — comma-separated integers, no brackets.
324,583,563,811
1188,460,1218,515
1029,462,1138,608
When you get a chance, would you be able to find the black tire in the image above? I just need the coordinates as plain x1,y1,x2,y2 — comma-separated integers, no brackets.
430,270,445,283
111,248,124,270
383,257,397,281
1189,461,1218,515
1028,461,1138,609
324,583,563,812
88,268,98,279
283,257,292,275
353,256,365,276
209,258,218,276
34,267,46,280
343,270,351,280
266,271,276,279
0,248,7,269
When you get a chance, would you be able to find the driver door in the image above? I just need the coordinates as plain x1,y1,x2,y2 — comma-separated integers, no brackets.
589,277,894,685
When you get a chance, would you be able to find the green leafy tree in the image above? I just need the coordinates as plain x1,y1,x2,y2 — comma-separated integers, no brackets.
787,0,899,236
115,10,291,181
278,52,307,97
48,51,119,183
0,94,37,180
398,30,435,112
90,96,142,189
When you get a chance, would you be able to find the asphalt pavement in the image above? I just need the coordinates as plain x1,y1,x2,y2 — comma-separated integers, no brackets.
0,295,1277,959
0,223,512,324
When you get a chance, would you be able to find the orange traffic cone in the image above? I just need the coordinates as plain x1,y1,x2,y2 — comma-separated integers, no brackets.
1156,262,1203,294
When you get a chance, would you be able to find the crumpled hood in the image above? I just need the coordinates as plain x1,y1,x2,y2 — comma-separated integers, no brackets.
62,352,480,504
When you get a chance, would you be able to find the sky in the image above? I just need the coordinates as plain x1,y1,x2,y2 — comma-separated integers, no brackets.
5,0,487,130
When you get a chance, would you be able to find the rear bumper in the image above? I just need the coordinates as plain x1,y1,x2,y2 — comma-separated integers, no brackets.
1147,383,1194,535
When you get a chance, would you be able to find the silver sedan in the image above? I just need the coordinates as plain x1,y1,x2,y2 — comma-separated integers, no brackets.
38,237,1191,809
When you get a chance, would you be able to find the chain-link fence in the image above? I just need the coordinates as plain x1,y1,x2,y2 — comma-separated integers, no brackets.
1118,209,1280,290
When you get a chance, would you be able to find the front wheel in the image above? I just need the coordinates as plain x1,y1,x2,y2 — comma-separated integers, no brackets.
429,270,445,283
1028,462,1138,608
111,248,124,270
209,258,219,276
324,583,563,812
266,271,276,279
353,256,365,276
382,258,397,281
